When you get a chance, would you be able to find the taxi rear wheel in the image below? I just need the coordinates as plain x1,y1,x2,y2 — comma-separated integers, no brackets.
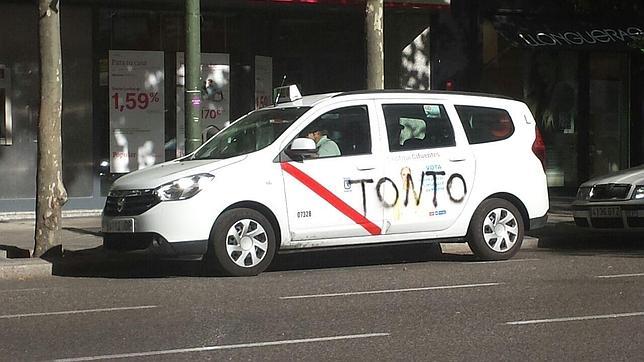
207,208,276,276
466,198,524,260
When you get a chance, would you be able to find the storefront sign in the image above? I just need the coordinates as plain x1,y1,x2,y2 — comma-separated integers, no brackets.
518,26,643,47
176,53,230,158
109,50,165,173
255,56,273,109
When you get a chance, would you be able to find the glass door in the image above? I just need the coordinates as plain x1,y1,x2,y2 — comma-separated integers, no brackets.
588,53,630,177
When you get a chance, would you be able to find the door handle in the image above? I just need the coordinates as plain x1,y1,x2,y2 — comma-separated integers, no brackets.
356,164,376,171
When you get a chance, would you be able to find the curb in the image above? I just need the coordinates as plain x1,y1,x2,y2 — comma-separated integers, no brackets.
0,258,52,280
0,209,103,221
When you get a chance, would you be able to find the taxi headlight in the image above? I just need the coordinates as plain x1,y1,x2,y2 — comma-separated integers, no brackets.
155,174,214,201
632,186,644,200
576,186,592,201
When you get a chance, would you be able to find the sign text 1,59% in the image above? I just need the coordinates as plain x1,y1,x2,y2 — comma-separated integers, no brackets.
112,92,160,112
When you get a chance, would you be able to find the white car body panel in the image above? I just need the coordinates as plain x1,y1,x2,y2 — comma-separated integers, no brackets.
579,164,644,187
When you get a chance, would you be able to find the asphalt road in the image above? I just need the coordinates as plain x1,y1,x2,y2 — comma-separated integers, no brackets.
1,234,643,362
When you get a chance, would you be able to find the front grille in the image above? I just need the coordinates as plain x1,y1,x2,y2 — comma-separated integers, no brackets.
589,184,631,200
104,189,160,216
590,218,624,228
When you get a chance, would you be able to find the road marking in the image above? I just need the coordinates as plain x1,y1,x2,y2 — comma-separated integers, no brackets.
506,312,644,325
596,273,644,279
280,282,501,300
0,287,56,293
0,305,157,319
54,332,390,361
0,286,70,294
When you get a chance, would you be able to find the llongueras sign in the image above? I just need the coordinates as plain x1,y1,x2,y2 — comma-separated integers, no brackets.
518,26,643,48
493,15,644,50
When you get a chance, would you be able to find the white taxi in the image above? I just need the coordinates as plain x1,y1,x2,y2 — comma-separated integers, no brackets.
102,87,549,276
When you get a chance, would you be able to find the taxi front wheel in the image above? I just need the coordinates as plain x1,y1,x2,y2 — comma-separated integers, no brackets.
466,198,524,260
207,208,276,276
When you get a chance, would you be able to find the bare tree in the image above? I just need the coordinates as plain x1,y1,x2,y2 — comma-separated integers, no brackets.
366,0,384,89
34,0,67,257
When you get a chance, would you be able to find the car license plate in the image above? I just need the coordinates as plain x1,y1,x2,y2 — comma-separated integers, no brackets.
103,218,134,233
591,206,621,218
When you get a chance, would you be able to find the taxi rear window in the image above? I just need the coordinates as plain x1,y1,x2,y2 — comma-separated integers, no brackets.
455,105,514,144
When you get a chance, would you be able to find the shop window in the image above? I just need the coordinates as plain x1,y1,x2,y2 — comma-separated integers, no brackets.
111,11,159,50
382,104,455,151
0,65,12,146
455,105,514,144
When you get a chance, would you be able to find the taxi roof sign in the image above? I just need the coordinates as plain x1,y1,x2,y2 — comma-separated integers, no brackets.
273,85,302,105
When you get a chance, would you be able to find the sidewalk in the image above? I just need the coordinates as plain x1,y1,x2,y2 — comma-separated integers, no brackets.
0,216,104,279
0,197,576,279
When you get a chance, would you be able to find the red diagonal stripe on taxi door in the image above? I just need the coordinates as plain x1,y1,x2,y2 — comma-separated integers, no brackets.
281,162,382,236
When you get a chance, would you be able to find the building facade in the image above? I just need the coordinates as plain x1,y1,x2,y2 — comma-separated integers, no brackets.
0,0,641,214
432,0,644,195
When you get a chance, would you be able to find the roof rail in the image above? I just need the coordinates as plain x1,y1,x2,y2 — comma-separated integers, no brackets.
332,89,517,101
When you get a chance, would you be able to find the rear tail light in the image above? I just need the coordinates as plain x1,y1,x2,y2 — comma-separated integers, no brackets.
532,127,546,171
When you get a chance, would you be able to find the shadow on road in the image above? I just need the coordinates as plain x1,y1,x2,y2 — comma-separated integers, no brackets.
50,247,208,278
527,221,644,257
63,227,102,237
49,242,475,279
48,220,643,279
269,243,474,272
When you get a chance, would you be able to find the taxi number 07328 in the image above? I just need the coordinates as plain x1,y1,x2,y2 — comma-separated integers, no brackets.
297,210,312,218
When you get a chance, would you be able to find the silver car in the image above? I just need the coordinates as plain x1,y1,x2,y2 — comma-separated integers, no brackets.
573,165,644,229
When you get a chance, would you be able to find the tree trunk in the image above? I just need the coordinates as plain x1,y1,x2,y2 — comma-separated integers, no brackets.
366,0,384,89
34,0,67,258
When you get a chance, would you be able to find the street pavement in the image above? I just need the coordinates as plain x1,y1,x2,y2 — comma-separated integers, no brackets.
0,197,642,360
0,232,642,361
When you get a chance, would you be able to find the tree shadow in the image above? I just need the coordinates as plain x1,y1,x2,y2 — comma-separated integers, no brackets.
0,244,31,258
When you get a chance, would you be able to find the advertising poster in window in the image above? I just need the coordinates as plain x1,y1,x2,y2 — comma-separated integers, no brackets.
109,50,165,173
176,53,230,158
255,56,273,109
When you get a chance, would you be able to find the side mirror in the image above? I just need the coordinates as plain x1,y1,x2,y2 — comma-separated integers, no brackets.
285,137,316,161
290,137,317,154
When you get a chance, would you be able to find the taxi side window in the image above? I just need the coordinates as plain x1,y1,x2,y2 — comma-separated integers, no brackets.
382,104,455,152
300,105,371,159
454,105,514,144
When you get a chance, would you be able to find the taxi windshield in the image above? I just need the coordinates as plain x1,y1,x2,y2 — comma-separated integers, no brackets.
192,107,310,160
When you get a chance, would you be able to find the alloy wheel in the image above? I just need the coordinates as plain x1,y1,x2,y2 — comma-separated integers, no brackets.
482,207,518,252
225,219,268,267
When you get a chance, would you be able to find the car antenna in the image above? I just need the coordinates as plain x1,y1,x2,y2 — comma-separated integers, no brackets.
273,74,287,105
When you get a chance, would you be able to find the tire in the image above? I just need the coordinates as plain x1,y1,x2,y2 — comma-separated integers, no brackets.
466,198,524,261
207,208,277,276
